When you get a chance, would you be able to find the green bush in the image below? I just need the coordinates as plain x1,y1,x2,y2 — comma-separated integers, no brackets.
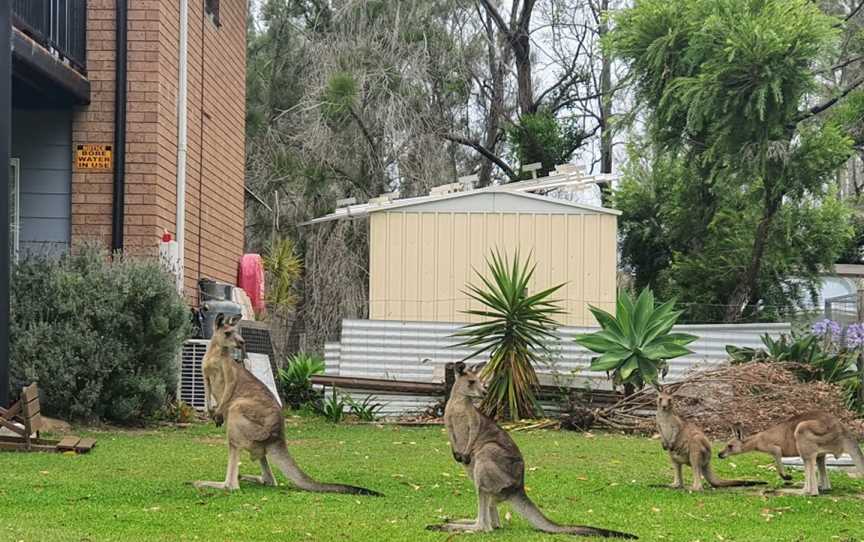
277,352,325,408
10,247,190,424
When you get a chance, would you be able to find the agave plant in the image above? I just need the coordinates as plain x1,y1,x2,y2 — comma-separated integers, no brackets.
277,352,326,409
453,250,565,420
575,288,697,395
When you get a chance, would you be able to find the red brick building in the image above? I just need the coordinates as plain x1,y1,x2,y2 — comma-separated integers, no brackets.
8,0,246,298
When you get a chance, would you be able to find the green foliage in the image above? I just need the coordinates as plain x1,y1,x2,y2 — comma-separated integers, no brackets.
263,236,303,316
453,250,565,420
609,0,837,162
322,72,359,124
614,146,855,323
347,395,386,421
575,289,697,393
507,111,586,178
10,247,190,424
609,0,858,322
727,333,858,383
317,388,347,423
277,352,326,409
838,209,864,264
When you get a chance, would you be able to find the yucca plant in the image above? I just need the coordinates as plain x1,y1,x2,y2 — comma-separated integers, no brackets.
453,250,565,420
262,236,303,316
575,288,697,395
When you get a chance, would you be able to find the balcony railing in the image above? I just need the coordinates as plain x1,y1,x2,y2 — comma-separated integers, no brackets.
11,0,87,74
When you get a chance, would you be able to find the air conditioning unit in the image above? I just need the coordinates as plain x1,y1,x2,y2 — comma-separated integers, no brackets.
180,339,209,410
179,326,281,411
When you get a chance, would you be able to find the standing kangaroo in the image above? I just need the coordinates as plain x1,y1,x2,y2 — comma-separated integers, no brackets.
718,411,864,496
195,313,381,496
428,362,637,538
656,391,764,491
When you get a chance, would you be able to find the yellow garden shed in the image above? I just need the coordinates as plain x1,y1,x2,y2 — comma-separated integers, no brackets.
366,190,619,326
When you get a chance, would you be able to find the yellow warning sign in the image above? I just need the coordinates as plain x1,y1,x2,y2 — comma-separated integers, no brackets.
75,144,113,170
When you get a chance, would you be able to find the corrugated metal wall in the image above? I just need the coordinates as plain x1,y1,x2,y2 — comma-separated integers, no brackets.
325,319,792,389
369,210,618,326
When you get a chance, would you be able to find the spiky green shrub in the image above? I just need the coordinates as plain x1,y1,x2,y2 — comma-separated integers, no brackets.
453,250,565,420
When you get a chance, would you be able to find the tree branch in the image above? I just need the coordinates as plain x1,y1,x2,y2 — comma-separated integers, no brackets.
477,0,510,36
443,133,518,180
835,0,864,27
793,75,864,124
816,54,864,75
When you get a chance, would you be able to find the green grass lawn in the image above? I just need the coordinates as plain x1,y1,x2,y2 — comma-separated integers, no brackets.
1,414,863,542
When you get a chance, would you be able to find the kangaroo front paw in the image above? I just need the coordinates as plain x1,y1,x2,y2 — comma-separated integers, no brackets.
452,451,471,465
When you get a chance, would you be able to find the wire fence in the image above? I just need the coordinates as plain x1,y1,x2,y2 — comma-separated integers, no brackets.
825,293,860,327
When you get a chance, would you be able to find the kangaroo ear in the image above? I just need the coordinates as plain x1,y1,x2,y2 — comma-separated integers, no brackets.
228,314,241,326
469,362,486,373
215,313,226,330
454,362,466,375
732,424,744,440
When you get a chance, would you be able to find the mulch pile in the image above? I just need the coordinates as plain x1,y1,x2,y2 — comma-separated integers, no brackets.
585,362,864,439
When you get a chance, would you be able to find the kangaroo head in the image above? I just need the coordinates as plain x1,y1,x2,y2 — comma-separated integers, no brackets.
718,425,746,459
656,389,675,412
212,313,245,353
451,362,487,400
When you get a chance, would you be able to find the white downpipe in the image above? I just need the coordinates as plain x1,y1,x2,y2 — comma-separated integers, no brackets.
175,0,189,294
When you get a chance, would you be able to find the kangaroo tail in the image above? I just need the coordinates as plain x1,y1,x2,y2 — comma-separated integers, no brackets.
266,441,382,496
844,437,864,476
704,465,767,488
507,491,637,539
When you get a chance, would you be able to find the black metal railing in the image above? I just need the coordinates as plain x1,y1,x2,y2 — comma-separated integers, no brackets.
11,0,87,74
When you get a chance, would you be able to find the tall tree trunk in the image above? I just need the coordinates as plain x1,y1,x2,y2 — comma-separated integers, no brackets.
478,15,509,188
512,32,535,116
598,0,613,204
724,194,782,322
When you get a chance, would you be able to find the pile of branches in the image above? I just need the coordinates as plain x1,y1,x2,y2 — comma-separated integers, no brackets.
570,363,864,439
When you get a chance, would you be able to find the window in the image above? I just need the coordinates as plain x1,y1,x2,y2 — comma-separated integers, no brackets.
9,158,19,263
204,0,221,28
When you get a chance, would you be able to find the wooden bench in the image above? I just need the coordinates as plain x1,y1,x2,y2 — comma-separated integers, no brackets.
0,383,95,454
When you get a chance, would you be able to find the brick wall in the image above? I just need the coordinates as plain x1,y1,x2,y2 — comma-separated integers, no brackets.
71,0,246,300
71,1,115,245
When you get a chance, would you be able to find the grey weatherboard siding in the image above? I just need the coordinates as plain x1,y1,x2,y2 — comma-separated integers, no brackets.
11,108,72,256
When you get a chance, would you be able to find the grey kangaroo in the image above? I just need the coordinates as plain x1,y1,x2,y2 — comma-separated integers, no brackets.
428,362,637,538
195,313,381,496
656,390,765,491
719,411,864,496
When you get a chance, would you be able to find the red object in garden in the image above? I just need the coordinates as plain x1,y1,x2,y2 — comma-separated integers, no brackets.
161,230,172,242
237,254,266,315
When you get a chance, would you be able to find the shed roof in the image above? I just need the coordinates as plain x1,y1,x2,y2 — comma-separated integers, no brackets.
368,189,620,215
300,172,621,226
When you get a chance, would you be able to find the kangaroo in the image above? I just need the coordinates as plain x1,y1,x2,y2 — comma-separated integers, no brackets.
655,390,765,491
718,411,864,496
427,362,637,539
195,313,381,496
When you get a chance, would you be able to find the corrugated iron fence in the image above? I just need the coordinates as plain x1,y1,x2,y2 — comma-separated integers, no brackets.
323,319,791,416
